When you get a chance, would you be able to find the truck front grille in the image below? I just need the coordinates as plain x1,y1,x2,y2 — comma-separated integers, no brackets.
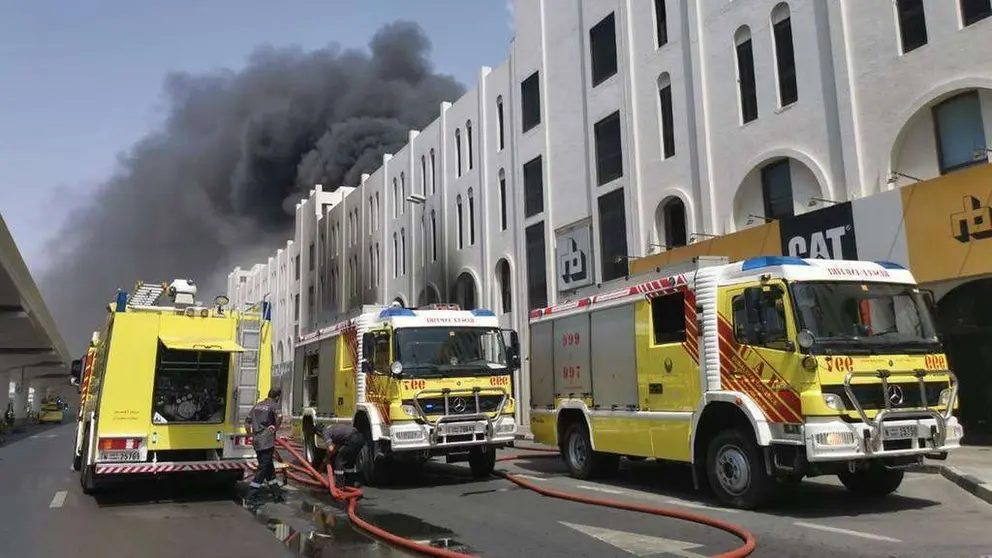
822,382,943,411
407,395,504,416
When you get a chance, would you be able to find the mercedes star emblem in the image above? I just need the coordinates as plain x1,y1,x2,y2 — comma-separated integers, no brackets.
452,398,468,413
887,385,905,406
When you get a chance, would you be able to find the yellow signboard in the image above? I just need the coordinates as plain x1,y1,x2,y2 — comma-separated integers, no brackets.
900,163,992,284
629,222,782,275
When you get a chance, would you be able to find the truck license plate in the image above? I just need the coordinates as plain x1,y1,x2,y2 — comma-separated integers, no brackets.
441,423,478,436
883,425,918,440
101,451,141,462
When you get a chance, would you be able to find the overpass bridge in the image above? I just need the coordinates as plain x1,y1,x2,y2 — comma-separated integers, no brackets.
0,212,70,420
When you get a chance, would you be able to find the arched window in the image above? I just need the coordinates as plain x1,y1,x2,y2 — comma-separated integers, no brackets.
735,26,757,123
456,194,464,250
374,192,379,231
496,259,512,314
468,188,476,246
430,209,438,262
400,228,407,276
392,178,399,219
392,233,399,278
496,96,505,151
498,168,508,231
771,3,798,107
657,72,675,159
466,120,474,170
455,128,463,177
429,149,437,194
400,172,406,215
657,197,688,248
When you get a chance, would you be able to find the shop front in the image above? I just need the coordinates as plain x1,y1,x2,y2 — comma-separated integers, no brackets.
630,163,992,440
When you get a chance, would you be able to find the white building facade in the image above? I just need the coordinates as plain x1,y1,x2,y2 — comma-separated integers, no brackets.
229,0,992,425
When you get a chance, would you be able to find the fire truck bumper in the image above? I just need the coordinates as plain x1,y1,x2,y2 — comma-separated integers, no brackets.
387,415,518,451
95,459,255,475
802,415,964,463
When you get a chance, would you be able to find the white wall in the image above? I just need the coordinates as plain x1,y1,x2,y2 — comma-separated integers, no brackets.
226,0,992,426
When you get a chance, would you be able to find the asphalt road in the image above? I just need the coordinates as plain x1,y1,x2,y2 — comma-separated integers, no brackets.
5,424,992,557
0,422,294,558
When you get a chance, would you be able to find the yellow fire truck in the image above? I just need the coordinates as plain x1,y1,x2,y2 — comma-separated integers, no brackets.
68,279,272,494
292,303,521,484
529,256,962,509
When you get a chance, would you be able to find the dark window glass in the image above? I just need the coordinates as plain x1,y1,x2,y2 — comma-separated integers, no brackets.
651,292,686,344
897,0,928,53
525,223,548,310
590,13,618,86
654,0,668,47
598,188,629,282
659,85,675,158
761,159,794,220
523,156,544,217
521,72,542,132
736,39,758,123
773,17,798,106
962,0,992,26
594,111,623,185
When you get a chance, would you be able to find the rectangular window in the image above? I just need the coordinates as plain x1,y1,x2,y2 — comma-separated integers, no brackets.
659,85,675,159
469,196,476,245
308,285,315,323
456,131,463,177
654,0,668,47
773,16,798,106
294,293,300,321
152,346,229,424
598,188,629,282
368,247,373,289
295,256,300,281
468,125,474,170
499,175,508,231
933,91,988,174
525,222,548,310
594,111,624,185
523,156,544,217
590,13,618,87
430,150,437,194
308,243,315,271
897,0,928,53
962,0,992,26
651,292,686,344
761,159,794,220
521,72,541,132
421,156,427,194
736,39,758,123
401,231,406,275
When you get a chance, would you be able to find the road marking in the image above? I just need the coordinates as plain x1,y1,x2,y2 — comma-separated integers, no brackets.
576,484,625,495
49,491,67,508
514,474,546,481
663,497,740,514
560,522,707,557
793,521,901,543
30,434,58,439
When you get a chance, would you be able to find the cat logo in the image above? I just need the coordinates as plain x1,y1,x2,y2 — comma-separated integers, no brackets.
951,194,992,243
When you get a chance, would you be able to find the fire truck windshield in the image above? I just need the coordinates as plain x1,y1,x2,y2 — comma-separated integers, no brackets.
394,327,509,377
790,281,940,353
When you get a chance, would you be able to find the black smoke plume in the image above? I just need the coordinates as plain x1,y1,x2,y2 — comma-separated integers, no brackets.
37,21,463,353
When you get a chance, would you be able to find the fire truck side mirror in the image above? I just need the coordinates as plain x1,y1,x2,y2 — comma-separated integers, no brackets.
69,358,82,385
361,333,374,373
502,329,521,370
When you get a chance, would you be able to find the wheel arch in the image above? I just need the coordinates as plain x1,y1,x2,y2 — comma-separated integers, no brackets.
691,395,772,484
555,400,594,450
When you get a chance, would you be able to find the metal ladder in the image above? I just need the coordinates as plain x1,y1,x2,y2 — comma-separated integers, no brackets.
233,305,263,424
127,282,166,307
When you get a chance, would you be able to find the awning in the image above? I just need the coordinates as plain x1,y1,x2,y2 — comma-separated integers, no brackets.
158,336,245,353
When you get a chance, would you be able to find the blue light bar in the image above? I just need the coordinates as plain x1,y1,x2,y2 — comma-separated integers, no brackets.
741,256,810,271
379,307,416,318
470,309,496,317
115,289,127,312
875,260,906,270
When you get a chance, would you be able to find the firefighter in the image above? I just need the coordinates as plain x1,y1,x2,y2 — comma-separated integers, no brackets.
321,423,366,489
244,387,283,495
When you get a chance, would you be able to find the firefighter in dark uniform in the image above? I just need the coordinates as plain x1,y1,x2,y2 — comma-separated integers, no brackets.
321,423,366,488
244,387,283,497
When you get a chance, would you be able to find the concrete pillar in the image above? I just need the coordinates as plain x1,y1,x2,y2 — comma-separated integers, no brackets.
29,383,42,413
11,379,27,419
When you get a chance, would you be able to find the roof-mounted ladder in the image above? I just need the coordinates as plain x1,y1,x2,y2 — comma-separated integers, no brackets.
127,282,166,307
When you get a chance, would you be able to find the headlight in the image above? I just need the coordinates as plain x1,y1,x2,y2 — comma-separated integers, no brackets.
402,404,417,416
938,388,952,407
822,393,846,411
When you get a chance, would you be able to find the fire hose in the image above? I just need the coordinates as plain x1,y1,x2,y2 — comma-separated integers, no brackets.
272,437,756,558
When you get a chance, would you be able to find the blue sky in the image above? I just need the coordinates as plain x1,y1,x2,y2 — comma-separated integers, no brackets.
0,0,513,272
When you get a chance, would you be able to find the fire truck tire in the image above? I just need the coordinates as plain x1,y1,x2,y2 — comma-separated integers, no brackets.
81,464,98,495
705,429,773,510
358,423,387,486
837,465,904,497
562,422,619,480
302,418,325,468
71,425,82,472
468,446,497,478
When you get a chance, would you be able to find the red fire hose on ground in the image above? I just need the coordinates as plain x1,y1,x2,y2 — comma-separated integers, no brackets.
270,437,756,558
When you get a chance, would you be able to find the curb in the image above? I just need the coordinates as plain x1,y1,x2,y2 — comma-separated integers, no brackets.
940,466,992,506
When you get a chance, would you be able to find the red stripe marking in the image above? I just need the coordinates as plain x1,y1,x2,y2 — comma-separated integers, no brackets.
714,319,801,423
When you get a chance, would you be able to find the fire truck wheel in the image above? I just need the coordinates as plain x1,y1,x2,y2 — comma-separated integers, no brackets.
358,424,387,486
837,465,904,497
563,422,619,480
706,429,772,510
71,425,82,472
302,419,325,468
468,446,497,478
